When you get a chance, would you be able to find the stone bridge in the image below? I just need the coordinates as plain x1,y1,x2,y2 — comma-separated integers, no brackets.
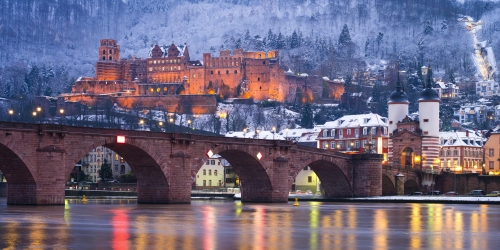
0,122,382,205
382,166,420,195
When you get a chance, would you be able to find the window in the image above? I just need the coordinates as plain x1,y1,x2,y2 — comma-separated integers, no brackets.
322,130,327,137
234,70,238,74
347,129,351,135
383,127,388,134
206,160,210,165
209,170,212,175
331,141,336,149
211,160,215,165
339,130,343,136
203,169,206,175
258,77,261,81
218,71,220,75
209,180,212,186
203,180,206,186
226,70,229,74
308,176,312,183
211,71,213,74
489,161,494,170
424,119,429,122
454,150,458,156
489,149,494,157
371,127,376,135
323,142,328,149
214,170,217,176
363,127,367,135
355,129,359,136
355,140,360,148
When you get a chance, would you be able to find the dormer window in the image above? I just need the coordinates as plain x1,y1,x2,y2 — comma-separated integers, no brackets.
322,130,327,138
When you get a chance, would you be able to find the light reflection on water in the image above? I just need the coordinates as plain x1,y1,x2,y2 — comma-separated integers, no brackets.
0,198,500,249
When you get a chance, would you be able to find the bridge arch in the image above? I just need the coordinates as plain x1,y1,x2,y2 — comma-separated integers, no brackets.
382,174,396,196
299,160,352,198
404,179,420,195
69,138,173,203
0,143,37,204
212,149,272,202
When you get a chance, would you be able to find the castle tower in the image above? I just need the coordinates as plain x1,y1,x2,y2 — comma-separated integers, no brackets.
387,72,409,164
418,66,440,170
96,39,121,81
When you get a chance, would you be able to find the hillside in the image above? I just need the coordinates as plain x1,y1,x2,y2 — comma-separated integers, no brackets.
0,0,499,98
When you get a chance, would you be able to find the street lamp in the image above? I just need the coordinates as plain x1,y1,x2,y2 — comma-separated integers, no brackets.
8,109,14,121
32,111,37,123
159,121,163,132
286,127,289,141
187,119,192,131
243,128,247,138
59,108,65,125
139,119,144,130
272,126,276,140
256,128,261,139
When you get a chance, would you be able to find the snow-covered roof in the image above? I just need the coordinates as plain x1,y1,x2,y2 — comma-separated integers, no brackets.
322,113,388,129
439,131,485,147
225,130,285,140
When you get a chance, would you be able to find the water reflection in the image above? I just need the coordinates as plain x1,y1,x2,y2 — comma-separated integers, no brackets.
0,198,499,249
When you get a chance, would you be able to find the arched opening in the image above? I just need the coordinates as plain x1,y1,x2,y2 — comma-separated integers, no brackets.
400,147,414,168
213,150,271,202
0,144,37,204
306,160,351,198
404,179,420,195
194,154,238,191
292,166,320,195
73,143,169,203
382,174,396,196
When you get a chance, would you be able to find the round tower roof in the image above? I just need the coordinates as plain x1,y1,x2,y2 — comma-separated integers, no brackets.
418,87,440,101
388,72,409,103
388,89,409,103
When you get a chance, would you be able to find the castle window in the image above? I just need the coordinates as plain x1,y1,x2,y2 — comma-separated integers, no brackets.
149,67,152,71
109,56,112,60
218,71,220,75
258,77,260,81
109,49,112,54
103,50,106,55
263,61,266,65
102,56,106,61
211,71,213,74
150,88,154,93
193,74,196,78
234,70,238,74
232,62,234,66
226,70,229,74
260,86,262,90
154,60,156,64
163,87,167,91
157,88,160,93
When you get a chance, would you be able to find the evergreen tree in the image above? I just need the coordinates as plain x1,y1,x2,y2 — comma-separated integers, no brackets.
290,30,300,48
235,38,242,49
439,104,454,131
99,159,113,181
424,20,434,35
3,84,11,98
338,24,353,47
276,32,286,49
300,102,314,129
244,29,250,41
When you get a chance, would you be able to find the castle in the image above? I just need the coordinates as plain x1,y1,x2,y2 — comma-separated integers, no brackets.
67,39,344,113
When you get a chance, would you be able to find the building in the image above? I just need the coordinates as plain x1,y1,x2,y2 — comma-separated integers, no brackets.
458,103,492,124
438,130,485,173
483,133,500,175
195,155,233,189
66,39,346,114
433,81,459,102
388,68,440,172
475,80,499,97
316,113,389,157
81,146,131,183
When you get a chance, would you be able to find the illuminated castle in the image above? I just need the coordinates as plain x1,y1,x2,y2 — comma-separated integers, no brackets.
72,39,307,102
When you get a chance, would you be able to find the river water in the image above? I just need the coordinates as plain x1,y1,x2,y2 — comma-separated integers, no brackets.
0,197,499,249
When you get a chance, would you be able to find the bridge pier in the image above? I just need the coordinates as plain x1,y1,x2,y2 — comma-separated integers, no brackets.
352,154,383,197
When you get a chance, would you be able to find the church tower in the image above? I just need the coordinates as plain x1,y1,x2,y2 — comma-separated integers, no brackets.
418,66,440,170
387,72,409,165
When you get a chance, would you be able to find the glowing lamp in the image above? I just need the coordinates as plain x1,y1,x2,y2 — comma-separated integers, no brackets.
117,136,126,144
206,150,214,158
257,152,262,160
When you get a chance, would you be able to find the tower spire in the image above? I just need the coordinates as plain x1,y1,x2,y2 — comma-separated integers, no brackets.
426,65,433,89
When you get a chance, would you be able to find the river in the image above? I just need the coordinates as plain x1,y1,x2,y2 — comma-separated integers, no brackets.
0,198,499,249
